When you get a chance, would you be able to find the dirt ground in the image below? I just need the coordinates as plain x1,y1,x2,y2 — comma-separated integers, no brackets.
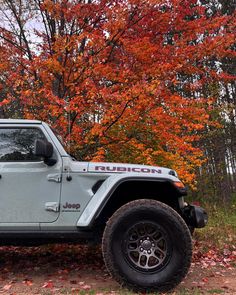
0,244,235,295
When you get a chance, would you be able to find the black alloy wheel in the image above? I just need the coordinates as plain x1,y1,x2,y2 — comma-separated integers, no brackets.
123,221,171,272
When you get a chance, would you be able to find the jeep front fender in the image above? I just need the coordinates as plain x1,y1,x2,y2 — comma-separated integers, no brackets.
77,173,185,228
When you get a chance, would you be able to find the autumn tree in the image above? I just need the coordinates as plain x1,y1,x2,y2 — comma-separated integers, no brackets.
191,0,236,202
0,0,235,187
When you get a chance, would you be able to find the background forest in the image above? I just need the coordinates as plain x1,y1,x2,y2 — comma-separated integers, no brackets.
0,0,235,203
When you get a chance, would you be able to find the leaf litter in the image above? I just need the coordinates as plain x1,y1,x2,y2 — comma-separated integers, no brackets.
0,242,235,294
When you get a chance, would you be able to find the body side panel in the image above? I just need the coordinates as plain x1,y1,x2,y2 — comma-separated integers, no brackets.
40,160,106,231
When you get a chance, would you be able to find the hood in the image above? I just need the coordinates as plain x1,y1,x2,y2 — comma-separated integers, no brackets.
87,162,177,177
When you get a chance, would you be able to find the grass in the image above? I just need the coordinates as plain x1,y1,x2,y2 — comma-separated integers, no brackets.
193,200,236,250
207,289,225,294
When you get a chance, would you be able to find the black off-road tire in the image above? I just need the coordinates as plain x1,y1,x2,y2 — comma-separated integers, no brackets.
102,199,192,293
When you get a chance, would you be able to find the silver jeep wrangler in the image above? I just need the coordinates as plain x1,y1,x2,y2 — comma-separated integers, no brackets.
0,119,207,293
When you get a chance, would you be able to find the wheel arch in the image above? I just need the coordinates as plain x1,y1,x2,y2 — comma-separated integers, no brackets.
89,177,185,229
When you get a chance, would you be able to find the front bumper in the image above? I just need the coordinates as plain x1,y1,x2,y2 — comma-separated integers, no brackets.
182,204,208,228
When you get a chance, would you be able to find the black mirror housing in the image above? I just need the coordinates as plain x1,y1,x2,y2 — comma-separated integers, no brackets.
34,139,53,159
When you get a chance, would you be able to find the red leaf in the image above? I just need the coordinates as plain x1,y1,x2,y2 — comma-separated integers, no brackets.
23,279,33,286
2,284,12,291
42,280,54,288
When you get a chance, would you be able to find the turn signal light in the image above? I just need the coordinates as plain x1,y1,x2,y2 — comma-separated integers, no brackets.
173,181,185,189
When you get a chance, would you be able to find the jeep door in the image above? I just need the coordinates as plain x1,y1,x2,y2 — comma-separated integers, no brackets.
0,125,62,229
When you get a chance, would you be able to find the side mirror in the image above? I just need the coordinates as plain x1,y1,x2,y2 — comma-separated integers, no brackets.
34,139,53,159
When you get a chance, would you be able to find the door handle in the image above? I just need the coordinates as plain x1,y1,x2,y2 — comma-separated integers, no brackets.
47,174,61,183
45,202,60,212
0,174,2,179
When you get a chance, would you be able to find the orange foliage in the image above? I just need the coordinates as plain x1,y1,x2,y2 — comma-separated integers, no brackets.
0,0,235,186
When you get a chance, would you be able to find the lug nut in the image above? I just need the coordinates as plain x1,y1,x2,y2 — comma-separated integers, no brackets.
140,247,143,251
152,243,155,247
148,250,151,254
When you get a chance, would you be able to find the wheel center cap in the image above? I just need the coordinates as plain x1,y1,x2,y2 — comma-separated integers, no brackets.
141,240,152,250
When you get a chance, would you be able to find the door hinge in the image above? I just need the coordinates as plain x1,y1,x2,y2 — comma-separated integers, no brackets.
47,173,61,183
45,202,60,212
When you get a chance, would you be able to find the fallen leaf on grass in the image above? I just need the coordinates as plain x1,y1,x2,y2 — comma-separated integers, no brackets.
223,280,229,284
202,277,208,283
23,279,33,286
82,284,91,290
193,240,236,269
2,284,12,291
42,280,54,288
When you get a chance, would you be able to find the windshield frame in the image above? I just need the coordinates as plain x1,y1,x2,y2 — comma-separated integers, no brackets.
49,126,77,160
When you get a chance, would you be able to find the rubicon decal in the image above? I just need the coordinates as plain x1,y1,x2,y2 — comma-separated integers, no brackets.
95,166,161,173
